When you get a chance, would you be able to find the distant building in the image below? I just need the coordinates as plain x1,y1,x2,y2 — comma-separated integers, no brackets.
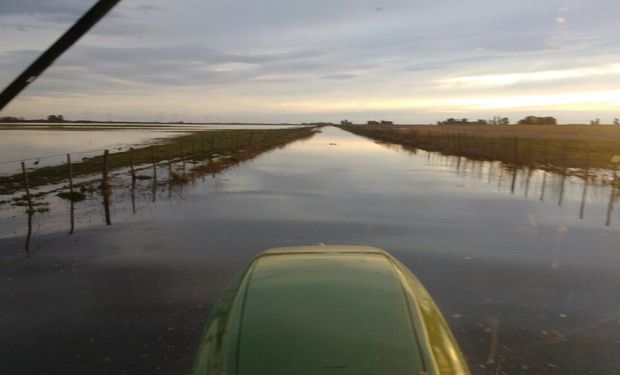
518,116,557,125
380,120,394,125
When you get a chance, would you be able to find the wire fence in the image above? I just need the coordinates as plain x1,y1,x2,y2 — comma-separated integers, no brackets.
0,128,317,200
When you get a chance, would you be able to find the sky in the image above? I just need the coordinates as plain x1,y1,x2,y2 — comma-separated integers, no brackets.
0,0,619,124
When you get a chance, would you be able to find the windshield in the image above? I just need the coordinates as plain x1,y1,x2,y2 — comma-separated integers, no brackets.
1,1,619,374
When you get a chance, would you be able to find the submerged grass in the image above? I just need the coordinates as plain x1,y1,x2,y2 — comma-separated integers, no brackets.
0,127,315,196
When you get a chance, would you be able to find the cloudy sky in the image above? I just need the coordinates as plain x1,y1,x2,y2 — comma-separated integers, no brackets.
1,0,619,123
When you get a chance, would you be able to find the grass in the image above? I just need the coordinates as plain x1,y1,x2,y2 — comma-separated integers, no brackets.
340,124,620,171
0,127,315,196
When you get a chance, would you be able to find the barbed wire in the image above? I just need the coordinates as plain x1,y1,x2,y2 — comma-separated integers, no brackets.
0,144,148,165
0,126,302,166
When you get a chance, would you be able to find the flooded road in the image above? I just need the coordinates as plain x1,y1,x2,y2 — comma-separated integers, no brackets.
1,126,619,374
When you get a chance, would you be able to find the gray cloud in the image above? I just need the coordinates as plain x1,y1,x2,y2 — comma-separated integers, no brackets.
1,0,619,122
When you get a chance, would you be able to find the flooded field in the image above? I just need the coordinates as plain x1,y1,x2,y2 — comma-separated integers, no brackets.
0,124,302,174
1,126,619,374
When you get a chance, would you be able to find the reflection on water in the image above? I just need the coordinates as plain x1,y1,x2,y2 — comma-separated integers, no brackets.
1,127,619,374
378,141,619,227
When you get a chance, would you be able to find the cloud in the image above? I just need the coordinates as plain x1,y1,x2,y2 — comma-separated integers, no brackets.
1,0,620,122
322,73,358,80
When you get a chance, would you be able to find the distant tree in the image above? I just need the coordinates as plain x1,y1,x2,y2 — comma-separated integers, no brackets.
518,116,556,125
590,118,600,125
614,118,619,126
47,114,64,123
500,117,510,125
340,119,352,125
367,120,380,125
0,116,22,122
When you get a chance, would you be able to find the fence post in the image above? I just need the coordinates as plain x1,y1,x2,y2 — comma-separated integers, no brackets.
129,147,136,183
182,145,187,173
151,146,157,203
579,143,590,219
102,150,111,225
510,138,519,194
606,167,617,226
67,154,74,192
20,161,34,213
25,210,33,255
540,141,548,201
102,150,109,188
67,154,75,234
168,160,173,198
151,145,157,179
558,142,567,206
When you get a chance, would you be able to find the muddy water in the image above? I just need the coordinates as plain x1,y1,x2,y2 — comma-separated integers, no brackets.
1,126,619,374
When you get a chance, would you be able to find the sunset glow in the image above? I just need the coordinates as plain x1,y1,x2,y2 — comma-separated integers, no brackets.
1,1,619,123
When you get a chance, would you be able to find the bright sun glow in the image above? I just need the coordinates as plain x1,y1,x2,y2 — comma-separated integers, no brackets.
439,64,620,88
276,90,620,113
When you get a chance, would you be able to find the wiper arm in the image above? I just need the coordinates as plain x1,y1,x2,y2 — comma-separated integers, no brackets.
0,0,121,111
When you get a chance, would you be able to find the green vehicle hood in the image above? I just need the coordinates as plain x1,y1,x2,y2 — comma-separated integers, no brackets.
192,246,470,375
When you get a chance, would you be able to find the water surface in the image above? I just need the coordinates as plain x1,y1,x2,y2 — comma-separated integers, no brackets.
1,126,619,374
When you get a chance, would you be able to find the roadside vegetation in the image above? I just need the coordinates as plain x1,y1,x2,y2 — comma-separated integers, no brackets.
0,127,316,197
340,124,620,172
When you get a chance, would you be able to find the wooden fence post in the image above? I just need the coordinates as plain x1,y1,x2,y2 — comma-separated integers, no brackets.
67,154,75,234
151,146,157,203
510,138,519,194
151,145,157,179
20,161,33,213
102,150,109,188
25,210,33,255
67,154,74,192
182,145,187,173
102,150,111,225
540,141,548,201
129,147,136,183
558,142,567,206
606,168,617,227
579,144,590,219
168,160,173,199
